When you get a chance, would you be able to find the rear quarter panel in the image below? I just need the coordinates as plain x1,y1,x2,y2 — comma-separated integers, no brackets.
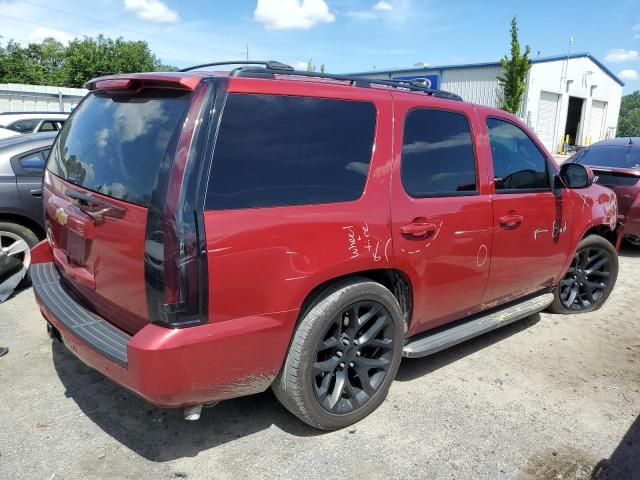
203,79,394,328
0,173,42,227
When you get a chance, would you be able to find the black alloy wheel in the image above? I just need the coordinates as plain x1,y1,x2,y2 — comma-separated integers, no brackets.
550,234,618,314
560,246,612,310
273,278,404,430
313,300,395,414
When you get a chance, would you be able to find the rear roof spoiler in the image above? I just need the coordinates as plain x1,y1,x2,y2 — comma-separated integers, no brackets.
86,73,203,92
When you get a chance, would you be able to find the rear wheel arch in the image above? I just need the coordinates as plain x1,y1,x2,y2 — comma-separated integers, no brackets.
0,213,45,240
296,269,413,333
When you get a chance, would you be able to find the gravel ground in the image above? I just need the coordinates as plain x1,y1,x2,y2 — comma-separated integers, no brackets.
1,247,639,480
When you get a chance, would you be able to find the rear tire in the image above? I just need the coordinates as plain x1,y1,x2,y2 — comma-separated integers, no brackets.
548,234,618,314
0,222,39,287
273,278,404,430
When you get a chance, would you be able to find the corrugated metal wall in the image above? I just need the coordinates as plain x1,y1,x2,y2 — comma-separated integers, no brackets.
0,83,87,112
353,66,503,108
440,66,503,108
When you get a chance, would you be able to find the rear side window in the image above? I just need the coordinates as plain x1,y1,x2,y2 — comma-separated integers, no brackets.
11,150,47,176
39,121,58,132
486,118,550,191
401,109,477,197
205,93,376,210
47,90,192,207
7,119,39,133
20,152,46,171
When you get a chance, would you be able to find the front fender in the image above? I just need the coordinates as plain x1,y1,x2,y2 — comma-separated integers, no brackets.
556,185,618,279
571,184,618,243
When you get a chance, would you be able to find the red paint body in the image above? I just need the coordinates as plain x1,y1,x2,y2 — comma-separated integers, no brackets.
592,166,640,239
569,140,640,241
33,71,618,408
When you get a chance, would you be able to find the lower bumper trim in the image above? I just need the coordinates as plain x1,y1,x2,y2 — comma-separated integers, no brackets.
31,262,130,367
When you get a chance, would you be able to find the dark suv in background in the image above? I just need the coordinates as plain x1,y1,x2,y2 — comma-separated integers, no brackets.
0,132,54,299
571,137,640,246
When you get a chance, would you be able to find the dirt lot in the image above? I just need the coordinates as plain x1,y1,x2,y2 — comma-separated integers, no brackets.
1,247,639,480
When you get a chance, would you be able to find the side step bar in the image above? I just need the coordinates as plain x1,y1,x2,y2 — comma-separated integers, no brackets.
403,292,554,358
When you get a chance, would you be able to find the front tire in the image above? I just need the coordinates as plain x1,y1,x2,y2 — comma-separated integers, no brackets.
548,234,618,314
273,278,404,430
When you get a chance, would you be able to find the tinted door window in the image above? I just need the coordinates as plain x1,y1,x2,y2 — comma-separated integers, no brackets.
487,118,550,191
7,119,39,133
47,90,192,207
206,94,377,210
401,109,477,197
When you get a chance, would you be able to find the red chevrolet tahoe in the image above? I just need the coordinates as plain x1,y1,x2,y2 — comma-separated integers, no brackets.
31,61,619,430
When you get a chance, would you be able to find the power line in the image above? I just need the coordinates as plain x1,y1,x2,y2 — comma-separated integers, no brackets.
0,13,212,64
0,14,243,65
12,0,245,57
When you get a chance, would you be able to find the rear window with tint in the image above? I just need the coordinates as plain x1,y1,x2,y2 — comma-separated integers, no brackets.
593,171,640,187
205,93,377,210
47,90,192,207
574,146,640,170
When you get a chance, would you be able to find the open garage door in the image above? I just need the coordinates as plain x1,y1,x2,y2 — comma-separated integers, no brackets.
536,92,559,152
588,100,606,143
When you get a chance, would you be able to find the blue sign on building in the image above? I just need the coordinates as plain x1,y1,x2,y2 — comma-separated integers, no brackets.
392,74,439,90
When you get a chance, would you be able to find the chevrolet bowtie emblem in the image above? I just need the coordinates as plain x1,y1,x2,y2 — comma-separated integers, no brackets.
55,207,68,226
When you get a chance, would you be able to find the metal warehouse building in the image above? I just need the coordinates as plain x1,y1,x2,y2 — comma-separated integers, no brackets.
350,53,624,154
0,83,87,113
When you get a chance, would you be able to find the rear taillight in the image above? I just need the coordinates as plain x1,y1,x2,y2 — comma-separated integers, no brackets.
144,80,214,328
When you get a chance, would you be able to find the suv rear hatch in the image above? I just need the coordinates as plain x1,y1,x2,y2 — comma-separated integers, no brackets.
576,145,640,216
592,168,640,216
44,76,209,334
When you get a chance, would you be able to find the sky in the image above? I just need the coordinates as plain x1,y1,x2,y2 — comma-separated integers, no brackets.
1,0,639,92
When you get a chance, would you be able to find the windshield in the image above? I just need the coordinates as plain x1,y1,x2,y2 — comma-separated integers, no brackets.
574,145,640,169
47,89,192,207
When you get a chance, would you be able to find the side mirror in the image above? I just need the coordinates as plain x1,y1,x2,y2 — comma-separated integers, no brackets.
557,163,594,189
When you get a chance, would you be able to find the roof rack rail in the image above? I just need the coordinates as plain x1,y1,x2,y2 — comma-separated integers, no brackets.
178,60,463,101
179,60,294,73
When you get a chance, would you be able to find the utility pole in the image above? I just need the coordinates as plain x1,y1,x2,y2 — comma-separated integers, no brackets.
559,36,574,93
245,43,249,61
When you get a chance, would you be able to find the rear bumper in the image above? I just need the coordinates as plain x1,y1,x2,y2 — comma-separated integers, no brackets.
31,243,297,408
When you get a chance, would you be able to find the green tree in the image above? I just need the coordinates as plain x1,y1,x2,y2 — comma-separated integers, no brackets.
62,35,165,87
618,91,640,137
497,16,531,114
0,35,175,87
306,59,316,72
0,39,47,84
27,38,66,85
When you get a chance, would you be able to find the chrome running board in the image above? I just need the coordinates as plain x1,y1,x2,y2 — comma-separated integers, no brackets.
403,292,554,358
